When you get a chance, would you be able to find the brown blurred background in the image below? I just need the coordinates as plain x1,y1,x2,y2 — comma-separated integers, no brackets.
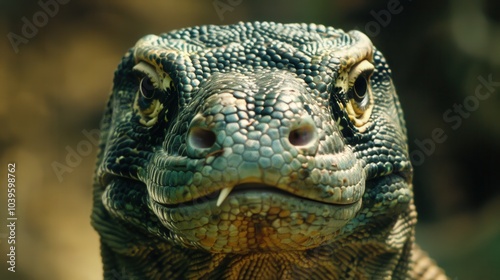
0,0,499,279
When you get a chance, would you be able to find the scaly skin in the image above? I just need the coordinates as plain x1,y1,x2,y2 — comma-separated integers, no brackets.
91,22,447,279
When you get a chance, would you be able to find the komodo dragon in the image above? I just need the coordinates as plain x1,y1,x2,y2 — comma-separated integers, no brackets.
91,22,447,279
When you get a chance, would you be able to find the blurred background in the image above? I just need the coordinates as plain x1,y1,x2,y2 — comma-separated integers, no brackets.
0,0,499,279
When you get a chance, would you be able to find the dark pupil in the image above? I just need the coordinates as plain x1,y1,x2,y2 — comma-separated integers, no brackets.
140,77,156,99
353,75,367,102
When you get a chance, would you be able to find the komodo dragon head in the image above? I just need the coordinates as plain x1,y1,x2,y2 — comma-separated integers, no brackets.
92,22,445,279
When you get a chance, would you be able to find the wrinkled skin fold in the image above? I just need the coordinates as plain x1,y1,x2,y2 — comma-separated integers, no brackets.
92,22,447,279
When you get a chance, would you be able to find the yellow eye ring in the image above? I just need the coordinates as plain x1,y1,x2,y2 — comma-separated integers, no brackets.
345,60,374,130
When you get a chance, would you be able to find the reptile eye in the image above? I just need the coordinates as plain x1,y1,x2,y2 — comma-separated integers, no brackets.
345,60,375,129
352,74,368,103
133,61,162,100
139,76,157,99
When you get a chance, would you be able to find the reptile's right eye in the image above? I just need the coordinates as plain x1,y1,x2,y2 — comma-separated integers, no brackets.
132,62,164,127
139,76,157,99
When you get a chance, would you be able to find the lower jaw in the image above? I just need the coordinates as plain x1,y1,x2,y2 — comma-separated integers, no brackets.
150,190,362,253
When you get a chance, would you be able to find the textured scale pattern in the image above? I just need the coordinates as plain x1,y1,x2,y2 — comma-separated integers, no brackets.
92,22,447,279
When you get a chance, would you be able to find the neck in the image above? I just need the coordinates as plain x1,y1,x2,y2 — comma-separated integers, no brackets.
101,209,416,279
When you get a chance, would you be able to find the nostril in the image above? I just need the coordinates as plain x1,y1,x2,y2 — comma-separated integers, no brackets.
188,127,216,149
288,125,315,146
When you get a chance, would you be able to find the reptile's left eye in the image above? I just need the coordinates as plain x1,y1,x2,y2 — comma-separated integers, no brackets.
345,60,374,129
352,72,368,104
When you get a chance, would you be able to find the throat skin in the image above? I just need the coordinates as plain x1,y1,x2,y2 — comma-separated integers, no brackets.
96,200,416,280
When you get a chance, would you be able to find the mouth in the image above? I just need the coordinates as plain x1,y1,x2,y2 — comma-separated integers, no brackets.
157,182,361,208
148,181,365,253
